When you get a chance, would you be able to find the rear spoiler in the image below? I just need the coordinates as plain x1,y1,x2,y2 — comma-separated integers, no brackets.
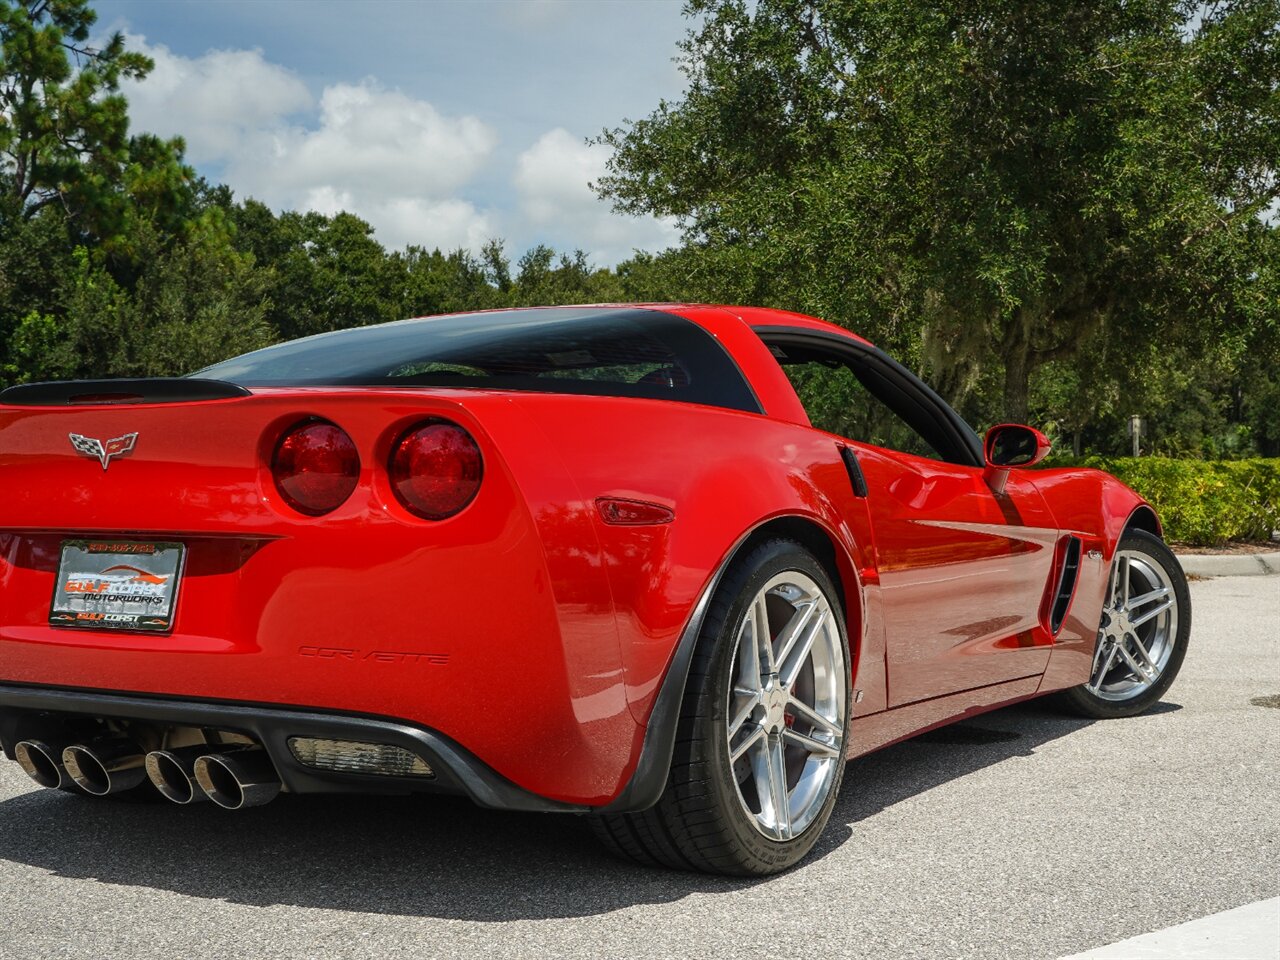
0,378,251,406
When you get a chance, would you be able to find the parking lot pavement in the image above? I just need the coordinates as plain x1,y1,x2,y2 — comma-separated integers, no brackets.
0,574,1275,960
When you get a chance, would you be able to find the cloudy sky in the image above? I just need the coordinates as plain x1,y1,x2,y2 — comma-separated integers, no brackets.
94,0,693,265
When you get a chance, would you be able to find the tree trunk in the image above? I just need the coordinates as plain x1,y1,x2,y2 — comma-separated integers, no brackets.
1003,352,1030,424
920,304,992,412
1001,309,1032,424
929,359,981,412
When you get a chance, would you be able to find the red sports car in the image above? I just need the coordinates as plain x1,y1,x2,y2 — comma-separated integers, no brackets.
0,304,1190,875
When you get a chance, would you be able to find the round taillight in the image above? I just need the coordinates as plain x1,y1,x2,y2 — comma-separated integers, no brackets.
271,420,360,516
389,420,483,520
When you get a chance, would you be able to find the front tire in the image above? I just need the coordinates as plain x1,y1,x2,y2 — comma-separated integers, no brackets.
1059,529,1191,719
591,539,850,875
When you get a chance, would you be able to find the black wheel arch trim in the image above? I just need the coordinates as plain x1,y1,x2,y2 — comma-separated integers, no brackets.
600,514,857,814
597,550,726,813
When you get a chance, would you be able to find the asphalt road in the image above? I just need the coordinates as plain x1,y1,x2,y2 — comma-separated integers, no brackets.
0,575,1275,960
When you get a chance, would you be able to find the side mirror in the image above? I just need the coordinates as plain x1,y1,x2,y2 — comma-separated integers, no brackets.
983,424,1050,495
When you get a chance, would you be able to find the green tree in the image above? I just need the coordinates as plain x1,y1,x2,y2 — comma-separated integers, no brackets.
228,202,406,341
9,223,272,383
598,0,1280,422
0,0,209,382
397,242,509,317
0,0,157,224
0,205,70,323
510,245,624,305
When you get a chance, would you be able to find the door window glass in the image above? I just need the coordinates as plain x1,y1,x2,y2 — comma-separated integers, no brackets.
781,359,943,460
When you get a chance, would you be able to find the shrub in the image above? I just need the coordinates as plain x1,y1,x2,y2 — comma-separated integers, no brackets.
1053,457,1280,547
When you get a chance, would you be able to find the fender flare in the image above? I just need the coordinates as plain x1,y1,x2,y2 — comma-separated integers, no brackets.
598,514,859,814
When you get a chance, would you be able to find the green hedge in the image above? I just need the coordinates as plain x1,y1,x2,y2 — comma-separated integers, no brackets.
1053,457,1280,547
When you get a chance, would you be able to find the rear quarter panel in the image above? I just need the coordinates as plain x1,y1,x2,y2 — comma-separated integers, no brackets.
505,394,877,726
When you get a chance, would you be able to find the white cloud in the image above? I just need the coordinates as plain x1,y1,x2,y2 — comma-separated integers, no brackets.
515,128,679,264
122,34,497,251
515,128,601,224
122,35,312,165
299,186,492,252
352,195,494,253
223,80,499,250
118,35,672,262
240,82,498,201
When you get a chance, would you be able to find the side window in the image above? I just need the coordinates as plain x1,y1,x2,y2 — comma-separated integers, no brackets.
773,352,945,461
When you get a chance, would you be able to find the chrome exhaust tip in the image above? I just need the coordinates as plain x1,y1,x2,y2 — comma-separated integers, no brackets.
145,747,215,805
62,738,147,796
14,740,68,789
193,749,281,810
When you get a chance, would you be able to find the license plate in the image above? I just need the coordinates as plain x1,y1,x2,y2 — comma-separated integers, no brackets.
49,540,185,632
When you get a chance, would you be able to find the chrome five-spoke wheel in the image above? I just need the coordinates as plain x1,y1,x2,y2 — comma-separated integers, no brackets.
589,538,850,875
1088,548,1178,701
1061,528,1190,719
726,571,845,841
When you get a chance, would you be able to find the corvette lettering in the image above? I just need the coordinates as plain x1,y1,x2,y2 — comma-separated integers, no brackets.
298,645,449,665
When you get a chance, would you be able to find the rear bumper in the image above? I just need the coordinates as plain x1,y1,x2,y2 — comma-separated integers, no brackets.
0,521,643,805
0,683,589,813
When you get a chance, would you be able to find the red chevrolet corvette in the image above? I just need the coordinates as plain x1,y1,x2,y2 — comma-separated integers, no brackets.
0,304,1190,874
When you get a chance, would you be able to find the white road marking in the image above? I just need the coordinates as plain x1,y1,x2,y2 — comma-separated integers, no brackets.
1061,897,1280,960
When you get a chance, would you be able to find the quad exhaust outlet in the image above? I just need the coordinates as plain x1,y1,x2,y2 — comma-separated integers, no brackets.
193,749,282,810
145,746,283,809
145,746,216,804
12,734,282,809
61,737,148,796
14,740,69,789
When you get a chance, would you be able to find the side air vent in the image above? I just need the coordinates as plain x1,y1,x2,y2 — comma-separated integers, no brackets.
1049,536,1083,634
0,377,250,406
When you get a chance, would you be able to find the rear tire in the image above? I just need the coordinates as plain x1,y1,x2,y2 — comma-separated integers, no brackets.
1059,529,1191,719
591,539,850,875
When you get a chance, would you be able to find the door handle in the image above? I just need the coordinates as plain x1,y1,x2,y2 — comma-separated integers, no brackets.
839,445,868,498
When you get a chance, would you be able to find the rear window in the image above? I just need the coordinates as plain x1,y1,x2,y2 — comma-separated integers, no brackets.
194,308,760,413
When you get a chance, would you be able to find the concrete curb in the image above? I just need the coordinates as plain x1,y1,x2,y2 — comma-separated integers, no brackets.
1059,896,1280,959
1173,550,1280,577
